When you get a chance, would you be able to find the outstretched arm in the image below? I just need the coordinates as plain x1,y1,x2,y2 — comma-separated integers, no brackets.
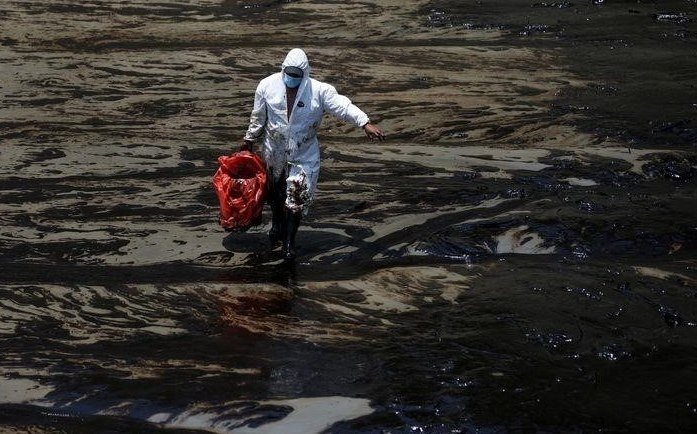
241,82,267,151
362,123,386,141
322,85,385,141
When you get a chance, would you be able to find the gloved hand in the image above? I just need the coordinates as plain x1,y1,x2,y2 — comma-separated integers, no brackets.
239,139,254,152
363,123,386,141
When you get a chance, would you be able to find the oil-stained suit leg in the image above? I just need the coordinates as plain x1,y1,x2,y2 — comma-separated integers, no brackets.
282,165,312,260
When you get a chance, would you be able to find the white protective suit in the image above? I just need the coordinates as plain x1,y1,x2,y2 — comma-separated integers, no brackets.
244,48,370,213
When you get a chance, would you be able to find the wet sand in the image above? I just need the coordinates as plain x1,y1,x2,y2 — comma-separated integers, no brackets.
1,0,696,432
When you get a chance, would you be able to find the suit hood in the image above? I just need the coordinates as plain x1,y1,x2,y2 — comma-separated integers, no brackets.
281,48,310,78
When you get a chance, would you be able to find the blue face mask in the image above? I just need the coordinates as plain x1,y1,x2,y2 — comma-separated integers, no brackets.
283,73,302,89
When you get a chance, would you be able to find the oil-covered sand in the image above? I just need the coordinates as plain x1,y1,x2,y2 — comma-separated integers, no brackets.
1,0,696,432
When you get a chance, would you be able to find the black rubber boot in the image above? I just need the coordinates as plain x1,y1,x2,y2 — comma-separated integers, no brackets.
282,210,301,260
268,201,285,248
268,173,287,248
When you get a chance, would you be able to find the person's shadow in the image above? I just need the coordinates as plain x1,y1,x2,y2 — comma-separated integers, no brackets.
221,230,289,267
222,227,359,258
221,227,384,278
222,231,270,254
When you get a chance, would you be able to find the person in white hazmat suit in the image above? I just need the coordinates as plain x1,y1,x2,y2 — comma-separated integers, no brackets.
241,48,385,260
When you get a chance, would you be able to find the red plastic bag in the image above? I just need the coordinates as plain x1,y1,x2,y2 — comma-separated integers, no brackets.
212,151,267,230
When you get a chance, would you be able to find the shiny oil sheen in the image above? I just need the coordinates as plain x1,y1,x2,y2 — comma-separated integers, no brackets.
0,0,695,432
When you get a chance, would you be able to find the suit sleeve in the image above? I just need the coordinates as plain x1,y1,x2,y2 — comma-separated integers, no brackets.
244,82,267,141
321,84,370,128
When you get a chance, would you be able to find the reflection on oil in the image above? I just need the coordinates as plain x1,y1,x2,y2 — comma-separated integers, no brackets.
1,0,696,432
